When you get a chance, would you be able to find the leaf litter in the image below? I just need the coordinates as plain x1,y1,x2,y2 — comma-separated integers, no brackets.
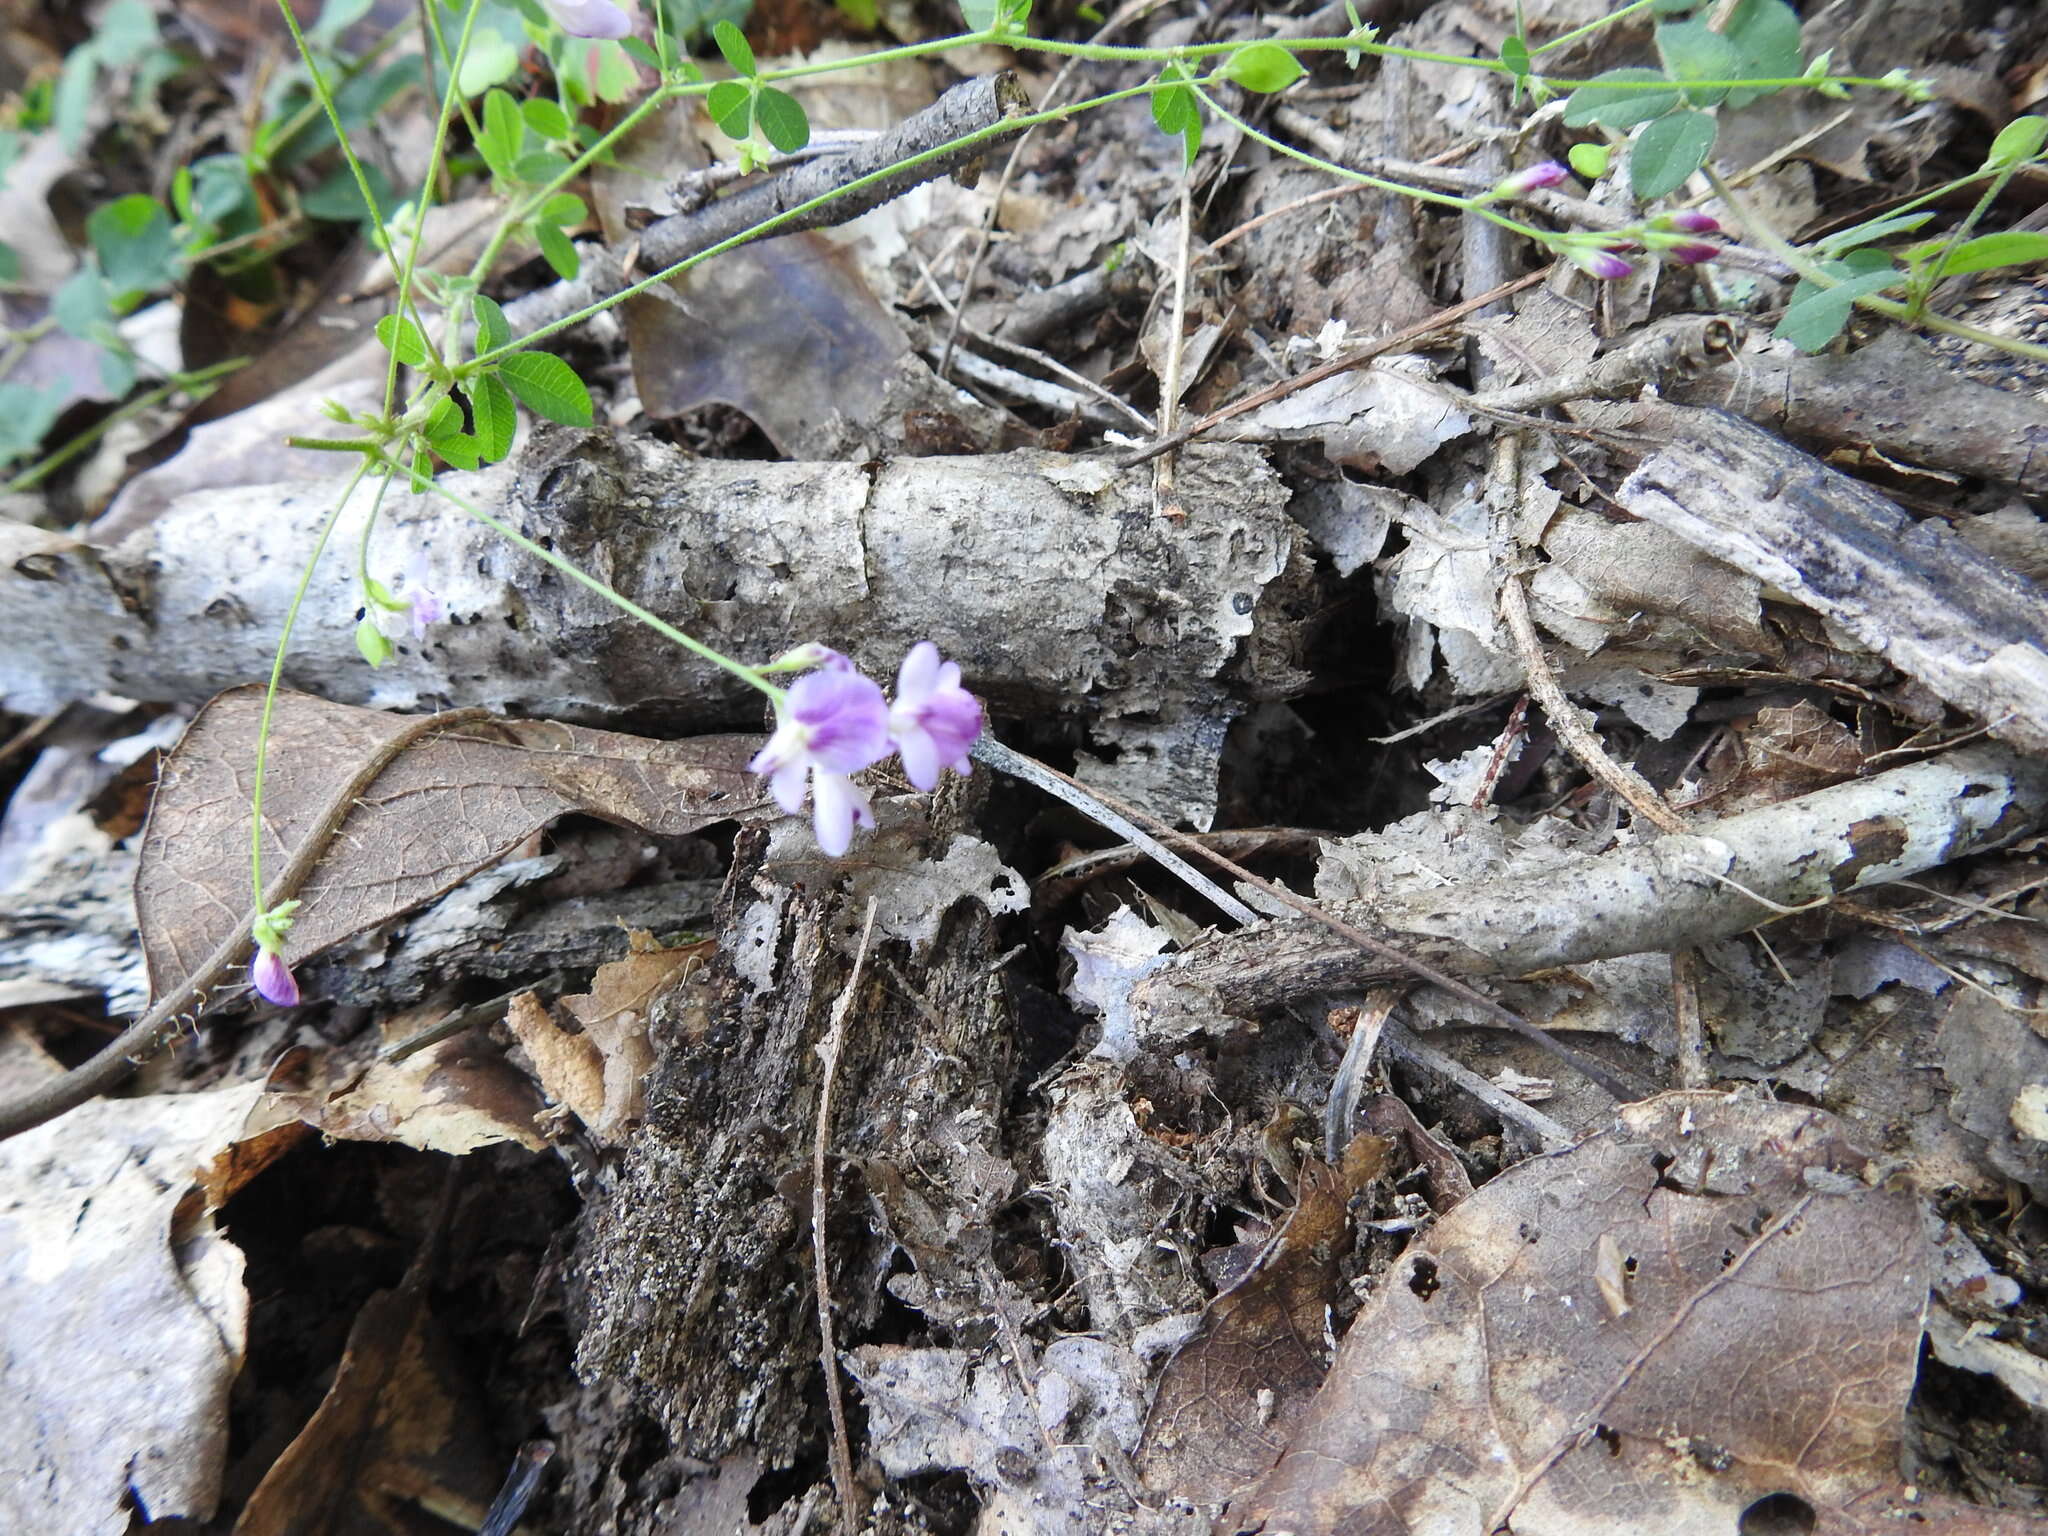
7,0,2048,1528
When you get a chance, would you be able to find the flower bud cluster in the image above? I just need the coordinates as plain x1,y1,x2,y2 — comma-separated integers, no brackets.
749,643,985,856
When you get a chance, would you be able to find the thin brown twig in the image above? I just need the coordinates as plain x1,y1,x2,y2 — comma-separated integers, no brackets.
814,899,879,1536
1115,269,1548,468
1153,174,1195,518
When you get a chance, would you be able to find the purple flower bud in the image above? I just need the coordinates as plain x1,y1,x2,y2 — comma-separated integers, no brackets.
1666,241,1719,266
544,0,632,38
1494,161,1568,197
750,664,892,856
251,947,300,1007
1664,209,1720,234
1572,248,1634,281
888,642,984,792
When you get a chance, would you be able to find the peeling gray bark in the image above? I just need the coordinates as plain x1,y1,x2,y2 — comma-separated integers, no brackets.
1617,404,2048,755
0,434,1312,819
1134,745,2048,1027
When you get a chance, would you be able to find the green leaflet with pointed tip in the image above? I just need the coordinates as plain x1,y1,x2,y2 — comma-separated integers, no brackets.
498,350,594,427
1630,109,1716,199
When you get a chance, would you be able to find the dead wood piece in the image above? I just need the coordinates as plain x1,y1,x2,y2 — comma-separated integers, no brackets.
1133,745,2048,1028
568,802,1020,1468
1664,328,2048,497
1616,403,2048,754
635,75,1031,278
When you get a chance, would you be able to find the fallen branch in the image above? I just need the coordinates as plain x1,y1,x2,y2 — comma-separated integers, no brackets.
1134,745,2048,1025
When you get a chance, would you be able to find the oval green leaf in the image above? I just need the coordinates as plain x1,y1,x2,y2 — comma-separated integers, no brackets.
471,372,518,461
535,220,580,281
1562,67,1682,129
472,293,511,355
1630,108,1716,199
1773,267,1902,352
706,79,753,140
498,350,594,427
1987,115,2048,170
712,19,756,76
755,87,810,154
1221,42,1304,95
374,314,432,368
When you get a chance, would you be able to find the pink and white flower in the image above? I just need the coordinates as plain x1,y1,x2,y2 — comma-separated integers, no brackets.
888,642,983,791
749,665,892,856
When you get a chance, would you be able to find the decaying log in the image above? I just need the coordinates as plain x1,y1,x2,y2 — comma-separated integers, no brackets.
1132,745,2048,1029
0,434,1310,820
1616,403,2048,754
1664,329,2048,496
565,795,1022,1490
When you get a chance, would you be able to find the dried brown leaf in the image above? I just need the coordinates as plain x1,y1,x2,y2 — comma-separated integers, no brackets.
232,1285,507,1536
556,930,711,1141
1238,1093,1954,1536
1137,1134,1391,1502
135,686,764,1004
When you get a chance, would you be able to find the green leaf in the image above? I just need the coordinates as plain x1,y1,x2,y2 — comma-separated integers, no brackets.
1722,0,1802,107
499,350,593,426
87,194,178,295
52,266,113,340
535,219,580,280
1153,65,1197,134
1562,67,1682,129
1655,19,1743,106
0,381,65,467
423,396,462,439
1221,42,1304,95
458,26,522,96
302,163,395,222
755,87,810,153
712,19,756,76
542,192,588,225
1925,231,2048,279
620,36,661,71
433,432,481,470
1500,34,1530,77
480,88,525,177
1774,267,1902,352
513,150,573,184
375,314,432,367
473,294,512,355
364,575,403,611
706,79,753,139
1630,108,1716,198
471,373,518,460
522,96,573,143
960,0,999,26
1568,142,1611,180
356,616,394,668
1987,115,2048,170
1815,209,1933,256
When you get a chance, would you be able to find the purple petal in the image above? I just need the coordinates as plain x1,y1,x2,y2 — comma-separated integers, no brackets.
769,759,809,815
1667,210,1720,234
545,0,632,38
896,727,942,792
810,772,873,857
1667,241,1718,266
895,642,941,708
789,667,890,773
251,947,300,1007
1496,161,1567,196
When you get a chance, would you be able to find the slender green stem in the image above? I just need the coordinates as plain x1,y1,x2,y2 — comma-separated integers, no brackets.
1195,84,1543,241
379,0,487,418
471,75,1186,367
417,0,488,171
251,459,376,914
1906,160,2016,315
270,0,400,272
391,456,786,702
3,358,246,494
355,463,400,603
1530,0,1655,56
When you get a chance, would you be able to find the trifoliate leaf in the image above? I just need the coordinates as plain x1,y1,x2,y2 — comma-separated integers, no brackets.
498,350,594,427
